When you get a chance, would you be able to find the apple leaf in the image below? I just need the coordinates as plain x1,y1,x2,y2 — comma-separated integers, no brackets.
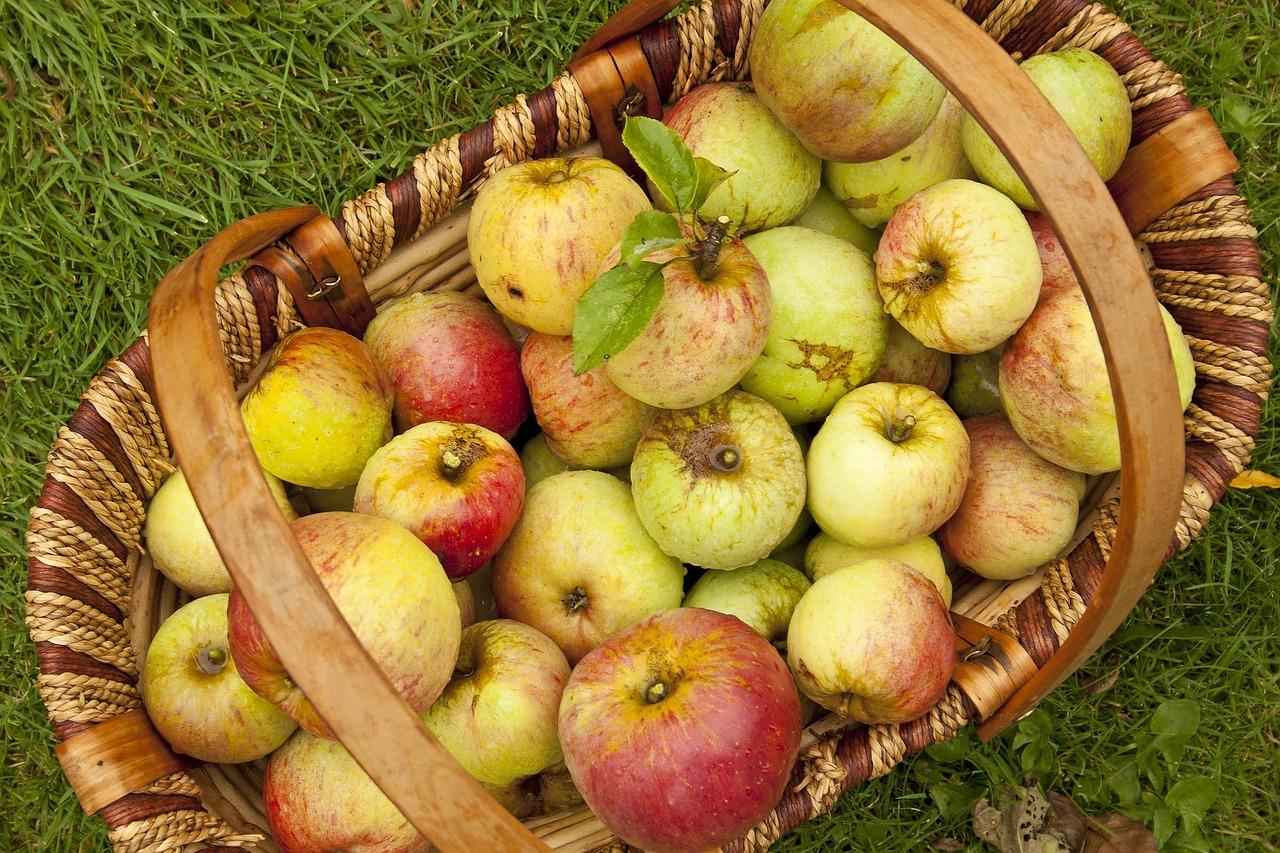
622,116,697,214
620,211,683,267
572,262,665,373
691,156,733,212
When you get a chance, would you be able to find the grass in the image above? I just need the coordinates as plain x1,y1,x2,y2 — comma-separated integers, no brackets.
0,1,1274,850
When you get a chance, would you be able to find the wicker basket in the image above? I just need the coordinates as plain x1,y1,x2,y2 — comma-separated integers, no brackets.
25,0,1271,850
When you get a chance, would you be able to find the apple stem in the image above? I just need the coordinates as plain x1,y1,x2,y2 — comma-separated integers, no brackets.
710,443,743,473
195,645,227,676
644,680,668,704
887,415,917,444
694,215,731,281
546,169,568,184
563,586,589,614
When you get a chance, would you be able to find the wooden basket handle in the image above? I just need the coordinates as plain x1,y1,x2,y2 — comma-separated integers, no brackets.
147,207,550,852
576,0,1185,737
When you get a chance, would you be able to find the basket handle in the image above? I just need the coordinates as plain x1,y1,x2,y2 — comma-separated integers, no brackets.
148,208,549,852
578,0,1186,736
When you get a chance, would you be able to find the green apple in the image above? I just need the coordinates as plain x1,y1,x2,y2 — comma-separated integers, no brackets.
793,186,880,255
424,620,569,786
946,345,1005,417
682,558,810,644
142,594,295,763
808,382,969,547
264,729,424,852
468,156,650,334
751,0,945,162
827,95,973,228
804,531,951,607
298,484,356,513
454,581,476,629
659,82,820,233
876,179,1042,354
869,318,952,395
631,391,806,570
739,227,888,423
492,471,684,663
937,414,1087,579
145,468,296,596
962,49,1131,210
521,432,571,490
787,559,954,723
1000,286,1195,474
241,327,393,489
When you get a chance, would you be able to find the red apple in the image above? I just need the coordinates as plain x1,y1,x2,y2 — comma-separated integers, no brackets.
228,512,459,738
937,414,1086,580
1025,211,1078,304
869,318,952,396
521,332,656,469
363,291,529,439
559,608,802,853
354,422,524,580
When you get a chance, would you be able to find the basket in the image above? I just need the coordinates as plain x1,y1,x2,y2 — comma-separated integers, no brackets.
24,0,1271,850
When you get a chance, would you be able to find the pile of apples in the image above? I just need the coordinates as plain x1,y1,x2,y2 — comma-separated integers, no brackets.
139,2,1198,852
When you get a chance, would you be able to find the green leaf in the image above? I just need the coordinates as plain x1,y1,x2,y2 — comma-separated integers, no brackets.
1144,791,1177,846
1150,699,1200,769
620,211,683,267
1166,777,1217,833
1107,762,1141,806
623,116,697,213
690,156,733,212
928,781,982,820
571,262,665,373
925,730,975,763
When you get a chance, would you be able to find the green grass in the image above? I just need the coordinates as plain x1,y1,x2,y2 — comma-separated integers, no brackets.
0,1,1274,850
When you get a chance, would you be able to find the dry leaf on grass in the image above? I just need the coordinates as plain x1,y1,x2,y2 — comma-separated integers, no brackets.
1230,470,1280,489
1081,813,1157,853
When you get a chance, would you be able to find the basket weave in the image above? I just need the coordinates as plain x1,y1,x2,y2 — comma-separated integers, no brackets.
25,0,1271,850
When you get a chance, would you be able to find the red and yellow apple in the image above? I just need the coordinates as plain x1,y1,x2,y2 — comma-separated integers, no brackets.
142,594,295,763
363,291,529,438
492,471,684,663
787,559,954,723
354,422,523,580
468,156,650,334
241,327,393,489
424,620,569,786
228,512,459,737
559,608,802,853
937,414,1087,580
876,179,1042,354
521,332,655,469
869,318,952,395
808,382,969,547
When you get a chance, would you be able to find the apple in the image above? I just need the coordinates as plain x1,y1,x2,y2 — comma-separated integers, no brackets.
1025,212,1079,303
869,318,952,395
141,594,295,763
559,608,802,853
145,468,296,596
424,620,569,786
682,558,811,644
454,581,476,629
521,332,656,469
946,345,1004,418
265,729,426,853
468,156,650,335
804,531,952,607
241,327,393,489
228,512,459,737
354,422,523,580
808,382,969,547
739,226,887,423
963,49,1131,210
751,0,945,162
298,484,355,514
877,178,1042,354
521,432,571,490
539,763,584,812
659,82,820,233
793,186,880,255
363,291,529,438
484,779,541,819
604,236,770,410
788,559,954,723
826,94,974,228
492,471,684,663
631,390,806,570
1000,286,1196,474
937,414,1087,580
467,561,499,623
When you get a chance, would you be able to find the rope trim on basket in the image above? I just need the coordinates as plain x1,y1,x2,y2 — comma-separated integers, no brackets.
23,0,1271,850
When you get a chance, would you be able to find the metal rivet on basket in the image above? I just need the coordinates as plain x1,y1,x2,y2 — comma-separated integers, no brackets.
960,635,993,662
307,274,341,300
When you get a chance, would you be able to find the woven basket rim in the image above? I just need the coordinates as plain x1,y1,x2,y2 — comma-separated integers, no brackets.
24,0,1272,850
